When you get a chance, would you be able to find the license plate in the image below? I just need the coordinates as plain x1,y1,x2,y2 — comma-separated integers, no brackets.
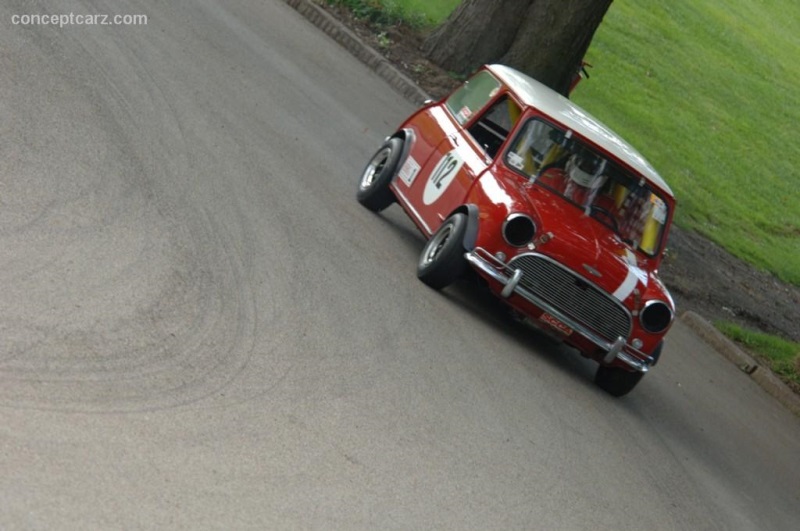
539,313,573,336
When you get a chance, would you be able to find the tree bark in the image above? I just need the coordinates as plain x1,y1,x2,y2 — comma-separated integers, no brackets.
422,0,532,75
423,0,613,96
503,0,612,95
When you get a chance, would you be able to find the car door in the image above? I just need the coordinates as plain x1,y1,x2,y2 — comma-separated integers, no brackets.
392,70,520,236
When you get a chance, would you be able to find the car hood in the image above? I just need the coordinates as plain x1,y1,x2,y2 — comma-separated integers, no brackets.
518,183,653,304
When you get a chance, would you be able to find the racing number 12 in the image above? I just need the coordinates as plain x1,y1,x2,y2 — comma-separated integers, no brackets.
431,152,458,189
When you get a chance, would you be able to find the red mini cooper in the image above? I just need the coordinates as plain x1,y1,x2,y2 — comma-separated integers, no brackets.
357,65,676,397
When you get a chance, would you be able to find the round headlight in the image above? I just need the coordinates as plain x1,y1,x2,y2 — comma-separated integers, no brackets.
640,300,674,334
503,213,536,247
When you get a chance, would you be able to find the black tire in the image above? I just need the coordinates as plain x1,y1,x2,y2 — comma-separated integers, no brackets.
595,365,644,397
417,213,468,290
356,137,403,212
649,340,664,367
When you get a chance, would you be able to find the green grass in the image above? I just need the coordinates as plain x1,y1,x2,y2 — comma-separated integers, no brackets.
575,1,800,286
325,0,460,27
359,0,800,287
716,322,800,390
391,0,459,25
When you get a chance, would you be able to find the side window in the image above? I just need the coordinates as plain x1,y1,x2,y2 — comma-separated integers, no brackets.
446,71,501,125
466,96,521,159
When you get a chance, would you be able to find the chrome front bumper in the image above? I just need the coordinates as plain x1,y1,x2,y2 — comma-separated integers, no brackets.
465,248,654,372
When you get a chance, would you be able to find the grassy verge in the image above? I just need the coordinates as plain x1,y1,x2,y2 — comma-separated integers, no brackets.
716,322,800,391
324,0,459,27
334,0,800,288
577,2,800,287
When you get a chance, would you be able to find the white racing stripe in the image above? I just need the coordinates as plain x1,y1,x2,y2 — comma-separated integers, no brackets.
613,249,648,301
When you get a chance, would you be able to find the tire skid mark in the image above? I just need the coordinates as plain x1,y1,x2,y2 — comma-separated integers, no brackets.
0,8,292,413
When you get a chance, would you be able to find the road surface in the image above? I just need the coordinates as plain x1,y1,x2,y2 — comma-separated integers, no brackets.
1,1,798,528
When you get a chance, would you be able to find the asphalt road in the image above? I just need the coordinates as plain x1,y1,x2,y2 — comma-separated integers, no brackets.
2,1,799,529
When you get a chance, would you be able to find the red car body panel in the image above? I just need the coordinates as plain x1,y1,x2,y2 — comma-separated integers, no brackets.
392,106,489,236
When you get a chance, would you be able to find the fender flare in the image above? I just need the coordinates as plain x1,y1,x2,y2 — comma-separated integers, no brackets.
389,128,415,174
449,204,480,251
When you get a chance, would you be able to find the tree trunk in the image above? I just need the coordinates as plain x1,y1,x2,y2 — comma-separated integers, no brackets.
423,0,613,96
502,0,613,95
422,0,532,76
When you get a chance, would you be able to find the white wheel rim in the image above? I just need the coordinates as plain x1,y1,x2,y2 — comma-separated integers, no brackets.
423,223,453,266
359,147,391,190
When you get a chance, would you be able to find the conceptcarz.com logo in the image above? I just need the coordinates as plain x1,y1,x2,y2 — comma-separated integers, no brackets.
11,13,148,27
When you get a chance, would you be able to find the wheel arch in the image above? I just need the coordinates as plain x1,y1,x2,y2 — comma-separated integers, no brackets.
446,204,480,251
389,128,415,172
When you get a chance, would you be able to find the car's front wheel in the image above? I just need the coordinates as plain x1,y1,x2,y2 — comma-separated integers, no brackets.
595,365,644,397
356,137,403,212
417,213,468,290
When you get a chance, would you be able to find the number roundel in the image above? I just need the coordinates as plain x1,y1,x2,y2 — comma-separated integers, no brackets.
422,149,465,205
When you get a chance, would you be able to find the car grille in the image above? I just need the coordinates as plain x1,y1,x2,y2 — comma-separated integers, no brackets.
508,253,632,341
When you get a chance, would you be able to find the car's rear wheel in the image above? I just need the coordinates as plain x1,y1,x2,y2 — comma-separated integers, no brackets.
595,365,644,397
356,137,403,212
417,213,468,290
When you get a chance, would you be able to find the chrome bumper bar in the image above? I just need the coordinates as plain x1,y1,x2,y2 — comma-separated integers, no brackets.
465,249,654,373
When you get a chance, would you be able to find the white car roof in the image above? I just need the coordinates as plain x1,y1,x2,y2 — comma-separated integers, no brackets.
487,64,673,196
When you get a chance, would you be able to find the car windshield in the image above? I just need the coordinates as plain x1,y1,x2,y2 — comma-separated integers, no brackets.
505,119,669,256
